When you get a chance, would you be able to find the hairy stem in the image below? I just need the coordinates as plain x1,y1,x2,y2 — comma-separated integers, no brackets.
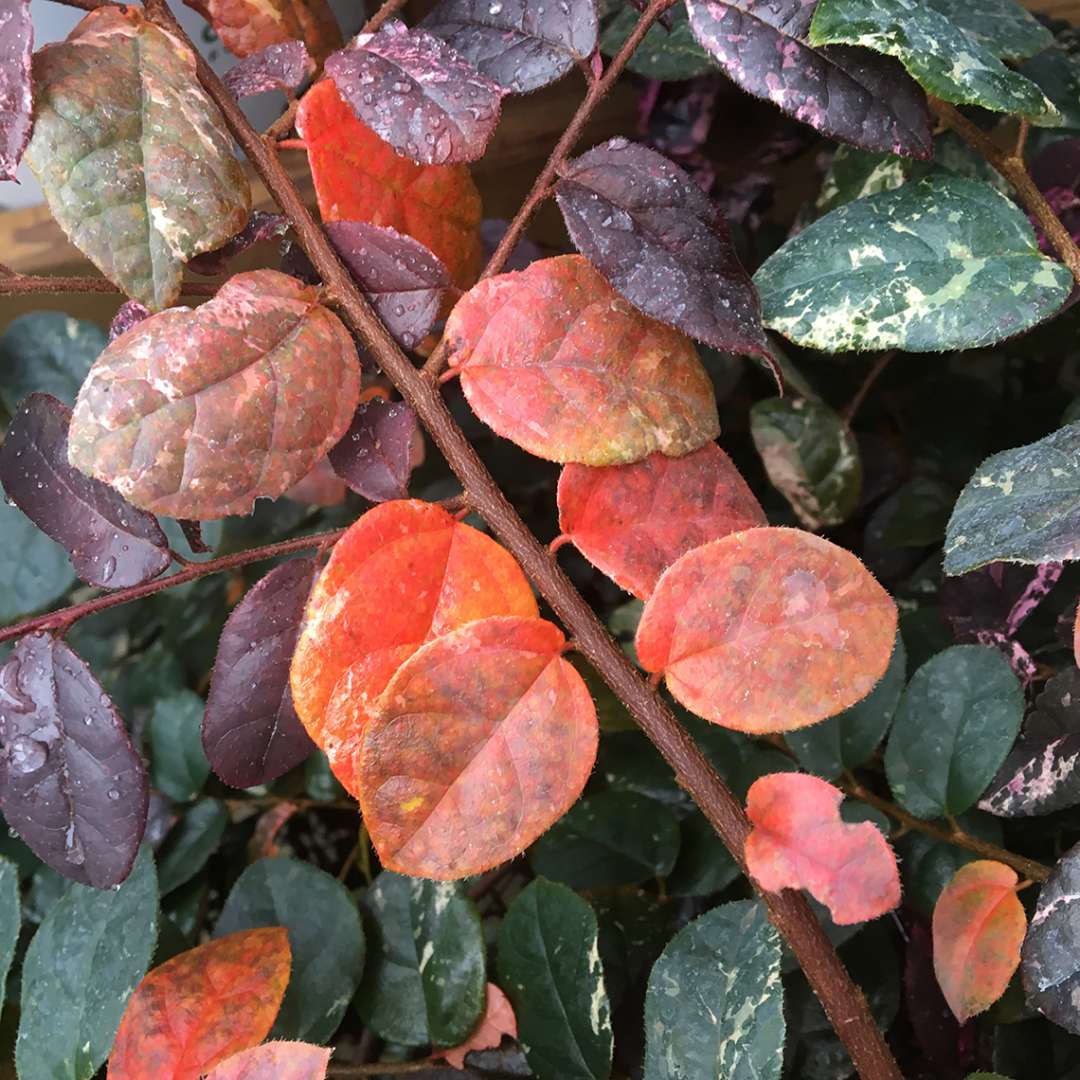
0,275,217,297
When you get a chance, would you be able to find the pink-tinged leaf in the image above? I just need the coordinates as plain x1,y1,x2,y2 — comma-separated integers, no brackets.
445,255,720,466
358,616,598,878
223,40,315,98
204,559,318,789
745,773,900,924
188,211,291,276
328,397,420,502
0,394,171,589
556,138,768,358
325,20,503,165
636,527,897,733
557,443,766,599
1074,604,1080,669
68,270,361,519
325,220,450,349
283,457,347,507
109,301,152,342
435,983,517,1069
932,860,1026,1022
0,633,148,887
205,1041,331,1080
183,0,341,62
0,0,32,180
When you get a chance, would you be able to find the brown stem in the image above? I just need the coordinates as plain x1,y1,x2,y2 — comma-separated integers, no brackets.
328,1063,469,1077
135,5,904,1076
0,275,217,297
843,350,895,424
264,99,300,141
362,0,410,34
930,98,1080,284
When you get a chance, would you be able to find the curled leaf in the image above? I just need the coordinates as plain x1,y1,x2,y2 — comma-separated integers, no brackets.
222,40,315,98
184,0,342,61
68,270,361,519
187,211,291,276
436,983,517,1069
205,1042,331,1080
327,397,420,502
0,0,32,180
109,301,152,343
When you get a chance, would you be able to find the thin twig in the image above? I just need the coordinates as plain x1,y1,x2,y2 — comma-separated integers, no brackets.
362,0,410,34
843,351,895,424
0,275,217,297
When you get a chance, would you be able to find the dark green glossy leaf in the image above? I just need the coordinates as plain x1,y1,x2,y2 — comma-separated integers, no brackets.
304,749,348,801
595,889,682,1010
667,812,740,897
0,496,76,621
600,5,712,81
156,797,227,896
923,0,1051,60
0,312,105,414
1020,45,1080,129
148,689,210,802
0,860,18,995
880,477,954,547
596,732,689,810
815,146,912,218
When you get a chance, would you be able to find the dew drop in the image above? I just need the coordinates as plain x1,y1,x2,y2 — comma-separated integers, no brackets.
8,735,47,774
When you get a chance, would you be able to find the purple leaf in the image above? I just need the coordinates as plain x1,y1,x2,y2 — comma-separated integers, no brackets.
684,0,931,158
203,558,318,788
109,300,152,342
324,220,450,349
0,633,148,888
480,217,544,271
187,211,291,277
423,0,598,94
325,20,503,164
0,0,32,181
556,137,768,358
0,394,171,589
222,39,315,98
328,397,419,502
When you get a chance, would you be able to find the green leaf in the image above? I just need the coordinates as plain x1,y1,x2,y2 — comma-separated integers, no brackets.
528,791,680,890
879,477,954,547
0,860,19,994
667,812,741,897
149,689,210,802
944,422,1080,574
216,856,365,1043
815,146,913,218
755,175,1072,353
355,872,485,1048
750,396,862,529
808,0,1058,122
156,797,227,896
595,890,680,1011
497,879,612,1080
15,846,157,1080
0,312,105,414
923,0,1051,60
787,634,907,780
884,644,1024,819
304,749,349,801
1020,45,1080,130
597,732,690,810
644,899,784,1080
0,497,76,622
600,5,712,80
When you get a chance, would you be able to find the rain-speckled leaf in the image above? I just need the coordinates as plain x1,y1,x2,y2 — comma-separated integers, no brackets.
0,311,105,413
149,690,209,803
222,40,315,97
756,175,1072,353
216,857,365,1043
556,138,768,358
424,0,598,93
944,422,1080,575
684,0,932,158
884,645,1024,819
750,396,862,529
808,0,1058,121
15,847,157,1080
25,6,251,310
923,0,1052,61
325,20,503,165
356,872,485,1048
497,879,612,1080
0,0,32,179
600,4,712,81
0,496,76,622
0,633,148,887
204,559,316,789
0,394,171,590
644,900,784,1080
68,270,361,519
327,398,419,503
183,0,341,61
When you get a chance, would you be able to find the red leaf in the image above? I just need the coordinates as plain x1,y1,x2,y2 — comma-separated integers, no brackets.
932,860,1026,1022
290,499,537,793
745,773,900,924
222,40,315,98
635,527,897,732
445,255,719,466
296,79,483,291
435,983,518,1069
109,928,292,1080
185,0,341,61
358,616,597,878
557,443,766,599
0,0,32,180
205,1042,331,1080
328,397,420,502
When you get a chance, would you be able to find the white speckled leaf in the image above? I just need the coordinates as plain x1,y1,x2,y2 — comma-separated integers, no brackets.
944,422,1080,575
755,174,1072,353
644,900,784,1080
808,0,1060,122
923,0,1051,61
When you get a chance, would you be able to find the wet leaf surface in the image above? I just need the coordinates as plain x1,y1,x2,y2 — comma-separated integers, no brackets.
184,0,341,61
328,397,420,503
222,40,315,97
0,0,32,180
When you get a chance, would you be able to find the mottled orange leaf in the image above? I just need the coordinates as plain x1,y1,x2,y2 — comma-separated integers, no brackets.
68,270,361,520
205,1041,331,1080
358,616,597,878
436,983,517,1069
290,499,537,793
295,79,482,291
444,255,719,466
635,526,897,732
933,860,1026,1022
745,773,900,925
109,928,291,1080
557,443,766,599
185,0,341,61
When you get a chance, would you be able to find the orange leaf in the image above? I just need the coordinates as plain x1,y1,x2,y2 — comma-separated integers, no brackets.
557,443,766,599
290,499,537,793
358,616,598,878
295,80,482,291
745,773,900,924
444,255,719,466
109,928,291,1080
205,1041,331,1080
435,983,517,1070
933,860,1026,1022
186,0,342,61
635,526,896,732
